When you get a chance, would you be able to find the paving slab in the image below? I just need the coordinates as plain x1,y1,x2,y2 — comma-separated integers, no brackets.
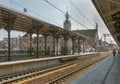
71,54,118,84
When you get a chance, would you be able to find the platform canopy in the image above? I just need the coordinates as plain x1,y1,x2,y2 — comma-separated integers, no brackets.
0,4,87,40
92,0,120,47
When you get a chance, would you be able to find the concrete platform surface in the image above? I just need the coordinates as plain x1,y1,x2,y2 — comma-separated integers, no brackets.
71,54,120,84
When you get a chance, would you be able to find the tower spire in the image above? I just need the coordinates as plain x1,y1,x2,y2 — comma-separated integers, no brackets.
65,11,69,21
63,11,71,30
96,23,98,29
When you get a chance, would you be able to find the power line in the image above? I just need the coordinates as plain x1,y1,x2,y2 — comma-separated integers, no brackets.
69,0,104,35
44,0,89,29
70,16,89,29
9,0,60,26
44,0,112,40
69,0,95,28
44,0,65,15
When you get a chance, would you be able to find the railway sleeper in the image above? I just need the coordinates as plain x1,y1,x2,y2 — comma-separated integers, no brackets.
13,55,107,84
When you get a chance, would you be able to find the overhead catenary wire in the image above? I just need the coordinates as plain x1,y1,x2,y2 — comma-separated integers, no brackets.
44,0,65,15
9,0,60,26
69,0,104,35
69,0,95,28
0,0,115,43
44,0,114,42
44,0,89,29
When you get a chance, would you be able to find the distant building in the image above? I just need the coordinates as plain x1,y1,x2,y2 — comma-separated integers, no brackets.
19,34,30,50
2,37,18,50
19,34,61,55
73,24,99,52
32,36,61,54
101,41,116,51
18,12,86,54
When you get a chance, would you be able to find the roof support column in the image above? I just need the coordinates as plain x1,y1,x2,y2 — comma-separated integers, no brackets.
52,33,55,56
78,38,81,54
29,32,33,56
7,28,11,61
44,33,47,56
83,39,85,53
2,10,16,61
63,36,68,55
64,38,68,55
56,37,59,55
72,38,75,55
36,29,39,58
32,20,43,58
27,30,33,56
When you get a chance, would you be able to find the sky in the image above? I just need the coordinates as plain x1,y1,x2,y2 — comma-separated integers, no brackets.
0,0,115,43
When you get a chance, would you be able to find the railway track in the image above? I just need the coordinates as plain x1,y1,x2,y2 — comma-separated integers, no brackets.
0,54,109,84
0,55,93,84
48,55,109,84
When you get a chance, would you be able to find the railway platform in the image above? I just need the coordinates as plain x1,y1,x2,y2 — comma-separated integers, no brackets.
71,53,120,84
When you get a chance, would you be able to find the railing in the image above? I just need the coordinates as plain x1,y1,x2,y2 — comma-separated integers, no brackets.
0,50,58,61
0,50,29,56
0,50,47,62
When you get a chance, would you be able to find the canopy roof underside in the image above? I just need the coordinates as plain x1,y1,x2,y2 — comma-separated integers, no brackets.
92,0,120,47
0,4,87,40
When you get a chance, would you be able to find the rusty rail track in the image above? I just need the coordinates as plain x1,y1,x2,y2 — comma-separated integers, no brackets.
48,55,109,84
0,53,110,84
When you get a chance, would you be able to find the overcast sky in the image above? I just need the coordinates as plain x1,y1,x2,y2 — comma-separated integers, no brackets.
0,0,115,43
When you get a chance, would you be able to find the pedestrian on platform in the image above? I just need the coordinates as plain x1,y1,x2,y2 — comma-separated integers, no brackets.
113,49,116,58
